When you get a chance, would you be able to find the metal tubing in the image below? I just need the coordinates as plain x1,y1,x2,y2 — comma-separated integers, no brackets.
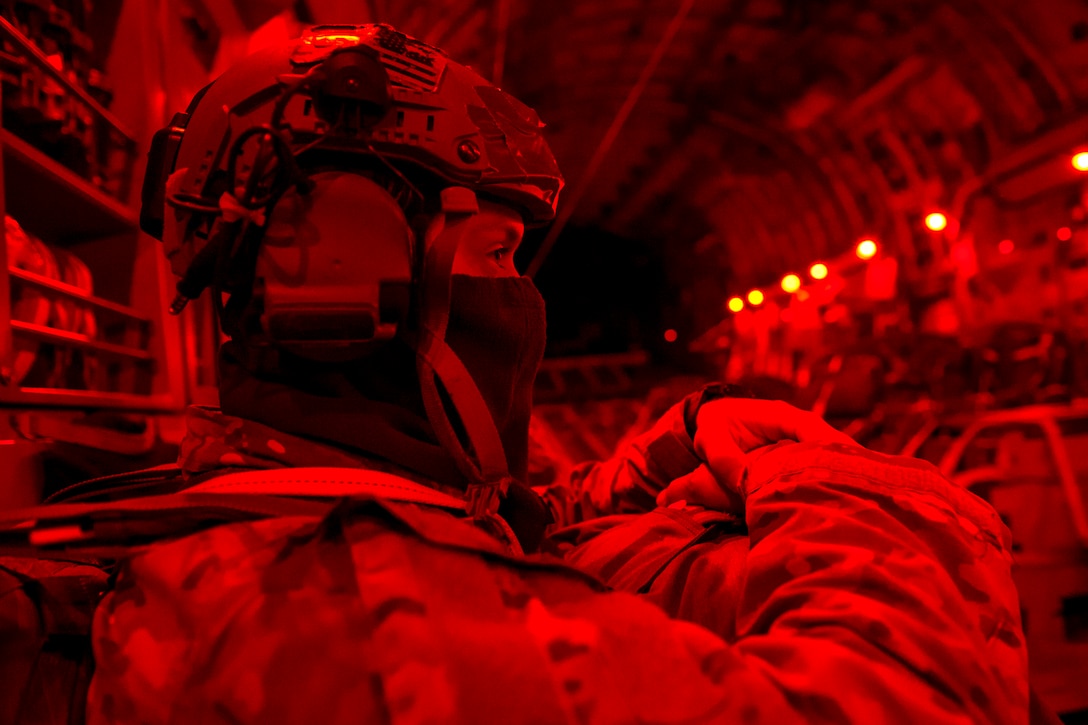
525,0,699,278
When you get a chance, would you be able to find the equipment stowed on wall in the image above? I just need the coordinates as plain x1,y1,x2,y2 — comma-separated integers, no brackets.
0,6,188,508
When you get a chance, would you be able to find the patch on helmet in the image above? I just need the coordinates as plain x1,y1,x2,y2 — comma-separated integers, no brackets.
373,25,446,93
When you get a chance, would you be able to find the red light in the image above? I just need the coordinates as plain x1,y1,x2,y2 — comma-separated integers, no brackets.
747,289,764,306
951,242,973,265
856,239,878,259
781,274,801,293
998,239,1015,255
727,297,744,313
46,53,64,71
1058,227,1073,241
309,33,362,44
809,262,828,280
925,213,948,232
1073,152,1088,172
663,329,678,343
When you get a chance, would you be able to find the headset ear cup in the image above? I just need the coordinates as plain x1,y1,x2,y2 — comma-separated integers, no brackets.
254,171,414,362
140,113,191,241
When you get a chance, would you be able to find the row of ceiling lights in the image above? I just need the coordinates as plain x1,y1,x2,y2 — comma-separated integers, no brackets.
722,151,1088,315
726,234,884,314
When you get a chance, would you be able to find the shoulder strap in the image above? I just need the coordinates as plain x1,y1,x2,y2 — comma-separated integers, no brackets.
183,466,467,511
412,198,513,520
45,463,184,504
0,467,467,551
0,493,337,552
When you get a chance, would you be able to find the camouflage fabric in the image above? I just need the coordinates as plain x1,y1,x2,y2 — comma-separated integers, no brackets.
533,397,703,527
533,397,749,638
548,505,748,644
179,405,467,501
82,403,1028,723
0,556,109,724
539,400,1027,720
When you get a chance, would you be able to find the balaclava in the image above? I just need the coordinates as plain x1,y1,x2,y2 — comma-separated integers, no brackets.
218,268,547,487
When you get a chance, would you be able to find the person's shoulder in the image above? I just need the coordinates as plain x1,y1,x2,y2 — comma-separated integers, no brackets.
45,463,185,504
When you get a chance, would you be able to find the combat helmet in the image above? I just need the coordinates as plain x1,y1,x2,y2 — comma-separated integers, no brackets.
139,24,564,518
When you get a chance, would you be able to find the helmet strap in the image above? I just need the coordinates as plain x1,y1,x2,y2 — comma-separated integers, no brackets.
410,188,513,519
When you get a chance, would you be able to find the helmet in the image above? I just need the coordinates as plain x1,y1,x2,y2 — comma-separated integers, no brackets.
140,22,562,349
141,23,562,260
139,24,564,518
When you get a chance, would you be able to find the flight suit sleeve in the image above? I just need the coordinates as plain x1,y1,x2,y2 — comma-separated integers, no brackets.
688,439,1029,723
532,396,702,528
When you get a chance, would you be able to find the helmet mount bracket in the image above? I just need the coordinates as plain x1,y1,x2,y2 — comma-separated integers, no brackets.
309,45,392,130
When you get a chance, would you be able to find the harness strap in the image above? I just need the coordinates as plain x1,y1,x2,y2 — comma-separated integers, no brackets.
0,468,467,549
413,194,514,519
183,466,467,510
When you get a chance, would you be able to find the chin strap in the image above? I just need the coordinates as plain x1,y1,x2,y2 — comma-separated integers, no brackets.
410,188,513,521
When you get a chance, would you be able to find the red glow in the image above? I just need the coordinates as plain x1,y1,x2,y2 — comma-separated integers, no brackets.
308,33,362,44
856,239,878,259
1057,227,1073,241
823,304,848,324
809,263,828,280
925,213,948,232
663,329,678,343
247,14,296,53
998,239,1015,255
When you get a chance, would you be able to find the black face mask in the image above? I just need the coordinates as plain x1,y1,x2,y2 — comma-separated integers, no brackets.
218,269,552,549
444,274,547,481
219,274,546,485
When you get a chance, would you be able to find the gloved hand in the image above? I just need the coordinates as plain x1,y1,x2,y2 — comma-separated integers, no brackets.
656,398,857,511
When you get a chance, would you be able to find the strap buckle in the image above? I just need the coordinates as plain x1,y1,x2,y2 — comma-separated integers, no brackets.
464,477,511,520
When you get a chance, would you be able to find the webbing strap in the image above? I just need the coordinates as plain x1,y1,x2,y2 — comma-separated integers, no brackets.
412,199,512,518
0,468,467,549
0,468,465,528
0,493,336,549
184,466,467,510
414,327,510,484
